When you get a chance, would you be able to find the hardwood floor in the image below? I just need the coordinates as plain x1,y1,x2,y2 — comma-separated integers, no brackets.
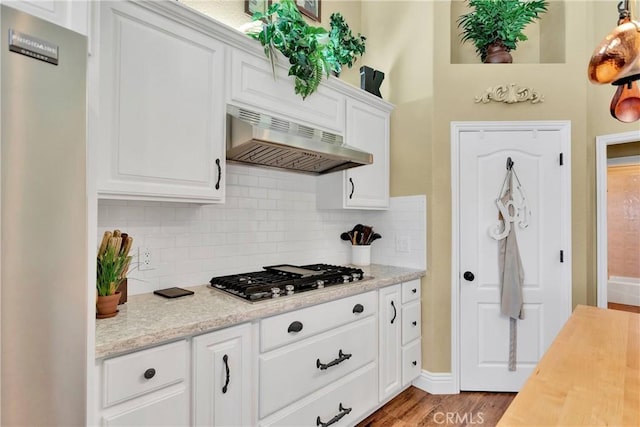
357,387,516,427
608,302,640,313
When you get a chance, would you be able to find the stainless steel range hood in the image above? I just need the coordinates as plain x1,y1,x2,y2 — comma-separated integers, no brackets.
226,105,373,174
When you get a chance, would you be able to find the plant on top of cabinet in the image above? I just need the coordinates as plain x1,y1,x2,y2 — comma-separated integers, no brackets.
325,12,366,77
245,0,365,99
96,229,133,318
457,0,548,63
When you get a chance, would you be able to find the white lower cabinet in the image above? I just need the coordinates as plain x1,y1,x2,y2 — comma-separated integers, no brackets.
260,364,378,427
102,388,189,427
193,323,253,427
96,283,422,426
378,284,402,401
379,280,422,402
97,340,190,426
259,291,378,425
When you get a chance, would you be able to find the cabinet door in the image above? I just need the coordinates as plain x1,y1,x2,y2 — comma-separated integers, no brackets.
316,98,390,210
229,49,345,134
3,0,88,35
193,323,253,427
96,1,225,202
378,284,402,402
345,99,389,209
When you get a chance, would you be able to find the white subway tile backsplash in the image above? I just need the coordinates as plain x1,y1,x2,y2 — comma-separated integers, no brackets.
98,164,427,296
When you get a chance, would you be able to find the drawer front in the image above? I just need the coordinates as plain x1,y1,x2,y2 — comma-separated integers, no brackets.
103,387,189,427
229,50,345,133
260,291,377,352
103,340,188,407
402,340,422,387
401,279,421,304
260,364,378,427
401,301,421,346
259,316,377,418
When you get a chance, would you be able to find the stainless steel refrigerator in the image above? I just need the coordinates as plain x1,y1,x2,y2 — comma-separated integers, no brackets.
1,5,88,425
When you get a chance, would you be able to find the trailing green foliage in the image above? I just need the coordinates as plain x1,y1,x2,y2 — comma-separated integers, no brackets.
325,13,366,76
97,246,129,297
457,0,548,62
247,0,365,99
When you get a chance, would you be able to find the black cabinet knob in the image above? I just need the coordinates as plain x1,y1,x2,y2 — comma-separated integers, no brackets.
411,288,417,294
412,321,417,326
352,304,364,314
463,271,475,282
412,361,417,366
288,321,303,333
143,368,156,380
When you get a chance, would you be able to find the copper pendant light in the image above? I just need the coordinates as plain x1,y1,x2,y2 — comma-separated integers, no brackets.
588,1,640,123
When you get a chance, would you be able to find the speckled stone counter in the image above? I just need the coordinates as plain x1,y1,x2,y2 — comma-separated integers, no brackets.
95,264,425,359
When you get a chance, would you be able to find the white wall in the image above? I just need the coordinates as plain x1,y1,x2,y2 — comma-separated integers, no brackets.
98,164,426,295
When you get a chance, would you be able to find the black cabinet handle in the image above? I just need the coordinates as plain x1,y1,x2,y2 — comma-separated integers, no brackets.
215,158,221,190
352,304,364,314
288,321,303,333
316,403,352,427
390,300,397,324
349,178,354,199
222,354,230,394
316,349,352,370
143,368,156,380
412,321,417,326
412,288,417,294
412,361,417,366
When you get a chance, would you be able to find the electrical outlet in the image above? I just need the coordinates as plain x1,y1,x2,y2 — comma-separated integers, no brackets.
138,247,155,271
396,235,410,253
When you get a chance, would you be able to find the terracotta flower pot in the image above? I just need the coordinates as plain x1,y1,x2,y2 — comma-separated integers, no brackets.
484,42,513,64
96,292,121,319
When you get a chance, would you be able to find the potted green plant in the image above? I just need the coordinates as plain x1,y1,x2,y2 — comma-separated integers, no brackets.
246,0,366,99
96,230,133,319
325,13,366,77
457,0,548,63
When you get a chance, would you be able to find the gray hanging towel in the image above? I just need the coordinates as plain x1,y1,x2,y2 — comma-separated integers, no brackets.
498,172,525,371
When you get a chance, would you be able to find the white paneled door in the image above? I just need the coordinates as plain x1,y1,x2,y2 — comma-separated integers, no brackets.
455,122,572,391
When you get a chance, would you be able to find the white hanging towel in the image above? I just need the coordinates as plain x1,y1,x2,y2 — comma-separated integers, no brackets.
497,172,525,371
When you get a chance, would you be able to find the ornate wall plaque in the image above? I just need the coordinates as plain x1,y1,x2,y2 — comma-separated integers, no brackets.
475,83,543,104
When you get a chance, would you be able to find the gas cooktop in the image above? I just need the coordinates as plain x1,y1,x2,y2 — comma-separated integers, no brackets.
209,264,367,302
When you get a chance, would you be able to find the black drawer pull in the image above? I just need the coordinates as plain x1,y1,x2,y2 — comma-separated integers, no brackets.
222,354,230,394
412,321,417,326
288,321,303,333
412,288,417,294
143,368,156,380
317,403,352,427
390,300,397,324
316,349,352,370
412,361,417,366
352,304,364,314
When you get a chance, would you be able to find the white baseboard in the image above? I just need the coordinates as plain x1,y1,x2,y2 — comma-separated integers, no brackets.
608,276,640,306
412,370,458,395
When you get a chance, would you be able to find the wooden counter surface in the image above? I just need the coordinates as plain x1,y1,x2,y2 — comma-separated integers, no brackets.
498,305,639,426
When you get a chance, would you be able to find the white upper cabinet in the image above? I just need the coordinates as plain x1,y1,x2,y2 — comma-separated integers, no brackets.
229,49,345,134
94,1,226,203
317,98,391,210
3,0,89,35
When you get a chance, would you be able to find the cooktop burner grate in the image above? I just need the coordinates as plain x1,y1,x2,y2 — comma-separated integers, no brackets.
209,264,365,302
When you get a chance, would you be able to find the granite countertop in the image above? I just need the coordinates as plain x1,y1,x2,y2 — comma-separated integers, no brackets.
95,264,425,359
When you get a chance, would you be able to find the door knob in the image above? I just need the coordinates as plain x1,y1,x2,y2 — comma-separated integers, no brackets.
463,271,475,281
